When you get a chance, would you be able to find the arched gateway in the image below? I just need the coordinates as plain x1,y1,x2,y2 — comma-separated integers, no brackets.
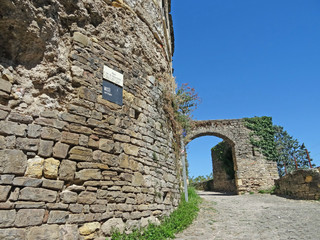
186,119,279,194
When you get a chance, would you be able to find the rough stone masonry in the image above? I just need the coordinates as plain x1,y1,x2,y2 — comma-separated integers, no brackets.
0,0,180,239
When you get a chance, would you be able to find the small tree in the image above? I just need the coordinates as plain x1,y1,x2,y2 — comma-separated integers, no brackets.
174,83,200,132
274,125,314,176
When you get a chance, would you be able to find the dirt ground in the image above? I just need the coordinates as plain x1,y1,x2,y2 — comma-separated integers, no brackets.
175,191,320,240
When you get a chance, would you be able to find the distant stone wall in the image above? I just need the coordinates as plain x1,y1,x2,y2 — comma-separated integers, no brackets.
274,168,320,200
0,0,180,239
211,142,237,193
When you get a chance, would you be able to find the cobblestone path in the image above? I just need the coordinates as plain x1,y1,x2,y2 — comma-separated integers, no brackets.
175,191,320,240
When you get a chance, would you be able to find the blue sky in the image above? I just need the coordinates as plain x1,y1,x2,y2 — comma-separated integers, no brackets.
171,0,320,178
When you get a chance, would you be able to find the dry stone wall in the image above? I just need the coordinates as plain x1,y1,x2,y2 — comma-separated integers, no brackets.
275,168,320,200
0,0,180,239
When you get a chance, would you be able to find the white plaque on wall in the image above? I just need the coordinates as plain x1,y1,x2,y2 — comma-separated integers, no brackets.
103,65,123,87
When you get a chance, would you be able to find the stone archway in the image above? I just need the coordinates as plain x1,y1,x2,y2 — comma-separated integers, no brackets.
186,119,279,194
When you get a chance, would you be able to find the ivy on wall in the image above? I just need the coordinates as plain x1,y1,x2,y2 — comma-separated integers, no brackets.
244,116,278,161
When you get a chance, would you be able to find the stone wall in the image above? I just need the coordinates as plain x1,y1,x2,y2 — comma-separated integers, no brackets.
0,0,181,239
211,142,237,193
274,168,320,200
186,119,279,194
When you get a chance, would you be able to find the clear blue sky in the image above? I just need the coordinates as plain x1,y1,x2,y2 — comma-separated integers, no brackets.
171,0,320,178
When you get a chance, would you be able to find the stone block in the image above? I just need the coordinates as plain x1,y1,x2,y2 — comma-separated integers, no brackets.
53,142,69,159
69,203,83,213
47,210,69,224
0,135,4,149
46,203,68,210
42,179,64,190
16,137,39,151
79,87,97,102
69,146,93,161
78,191,96,204
69,124,92,135
122,143,139,156
59,224,79,240
132,172,145,187
19,187,57,202
68,104,91,117
8,112,33,124
71,65,84,77
43,158,60,179
38,140,54,157
14,209,45,227
0,78,12,93
0,109,8,120
0,150,27,175
113,134,131,143
61,131,79,145
35,118,68,130
73,32,90,46
0,186,11,202
101,218,125,236
27,224,60,240
0,210,16,227
13,177,42,187
75,169,102,181
79,222,101,236
28,124,42,138
60,112,86,125
99,138,114,152
14,202,46,209
59,160,77,181
41,127,61,140
90,204,107,213
0,228,25,240
25,156,44,178
60,191,78,204
0,174,14,184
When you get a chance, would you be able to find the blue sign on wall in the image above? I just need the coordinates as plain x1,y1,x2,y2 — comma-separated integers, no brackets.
102,80,123,105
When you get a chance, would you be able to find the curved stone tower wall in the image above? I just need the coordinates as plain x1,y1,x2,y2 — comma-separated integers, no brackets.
0,0,180,239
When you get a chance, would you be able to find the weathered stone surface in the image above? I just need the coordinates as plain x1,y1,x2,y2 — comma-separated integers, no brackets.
78,191,96,204
14,202,46,209
101,218,125,236
28,124,42,138
0,121,27,136
25,156,44,178
59,160,77,181
0,78,12,93
60,113,86,125
113,134,131,143
14,209,45,227
69,146,93,161
0,185,11,202
0,174,14,184
68,104,91,117
79,222,100,235
0,228,25,240
75,169,102,181
0,150,27,175
73,32,90,46
8,112,33,124
69,124,92,135
16,137,39,151
47,211,69,224
27,224,60,240
122,143,139,156
59,224,79,240
69,204,83,213
42,179,64,190
60,191,78,204
38,140,54,157
132,172,145,186
0,210,16,227
41,127,61,141
35,118,68,130
0,110,9,120
61,131,79,145
79,87,97,102
53,142,70,158
43,158,60,179
13,177,42,187
19,187,57,202
99,138,114,152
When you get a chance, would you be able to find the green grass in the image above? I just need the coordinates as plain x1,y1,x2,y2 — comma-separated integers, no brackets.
258,186,276,194
111,187,202,240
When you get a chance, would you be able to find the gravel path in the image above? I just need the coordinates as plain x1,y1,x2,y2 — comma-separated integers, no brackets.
175,191,320,240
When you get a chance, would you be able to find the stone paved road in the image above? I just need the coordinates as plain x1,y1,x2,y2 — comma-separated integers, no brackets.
175,191,320,240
